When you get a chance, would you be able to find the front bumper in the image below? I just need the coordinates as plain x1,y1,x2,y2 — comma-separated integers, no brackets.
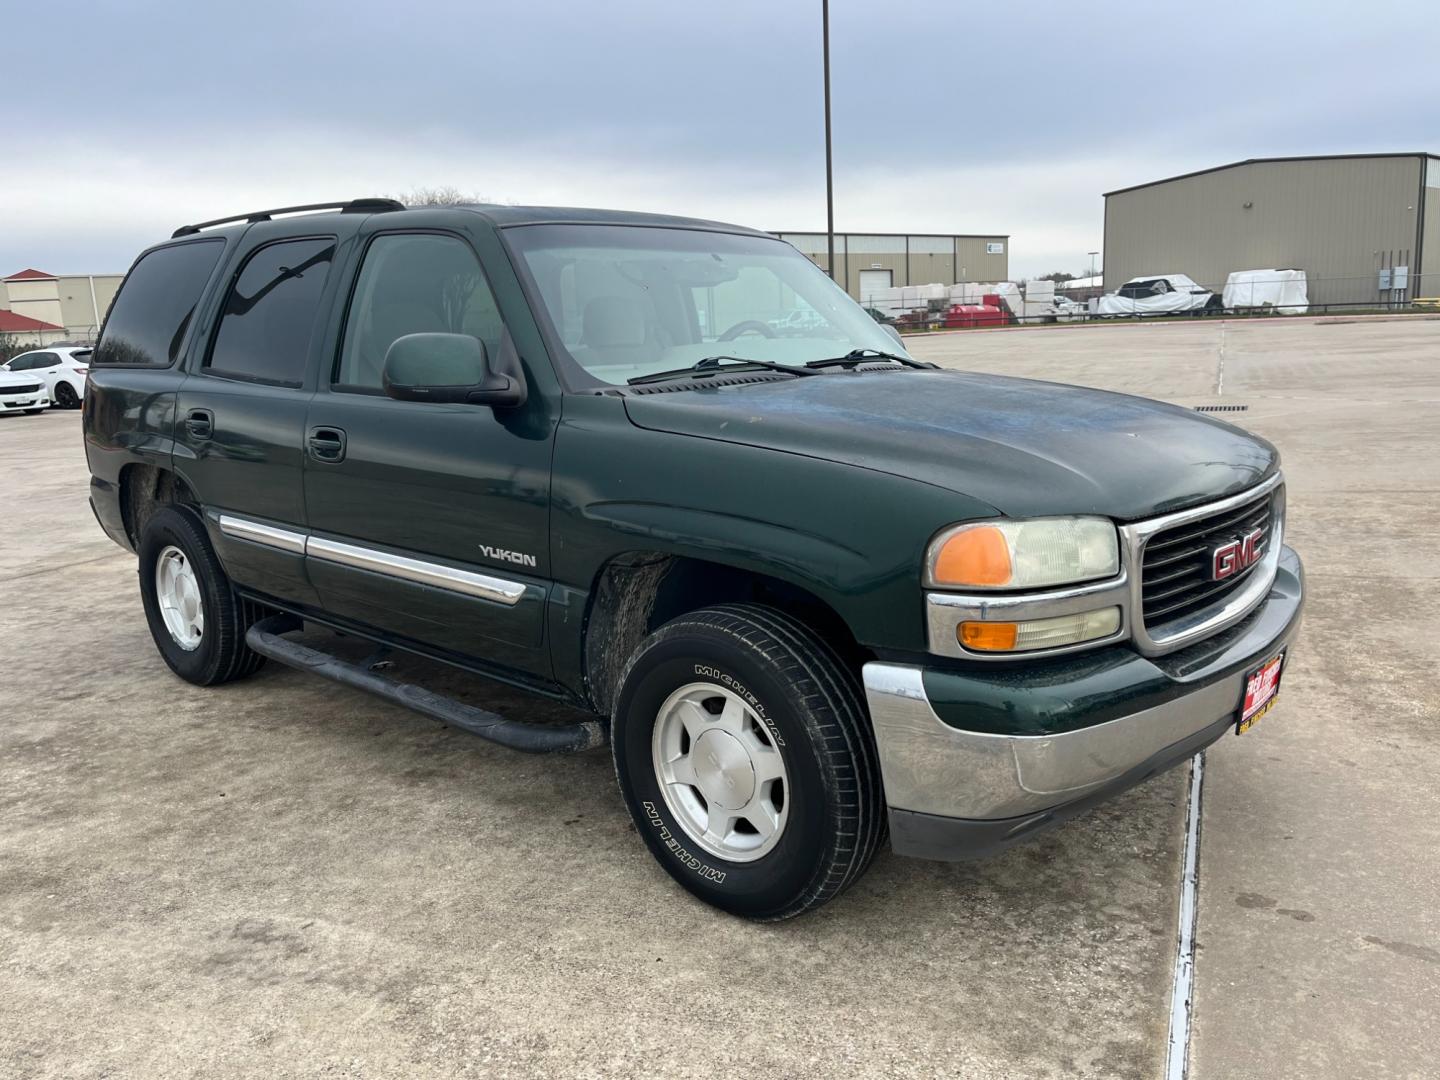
0,392,50,412
863,545,1304,860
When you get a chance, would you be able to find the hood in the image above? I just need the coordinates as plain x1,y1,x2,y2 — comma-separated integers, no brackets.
622,369,1278,521
0,369,41,386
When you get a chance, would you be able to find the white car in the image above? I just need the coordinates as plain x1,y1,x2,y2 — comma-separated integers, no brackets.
1,346,90,409
0,368,51,414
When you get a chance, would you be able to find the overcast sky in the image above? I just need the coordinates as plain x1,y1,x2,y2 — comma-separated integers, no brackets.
4,0,1437,278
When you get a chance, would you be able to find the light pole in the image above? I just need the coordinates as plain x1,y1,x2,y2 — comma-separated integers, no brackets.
1087,251,1099,282
823,0,836,283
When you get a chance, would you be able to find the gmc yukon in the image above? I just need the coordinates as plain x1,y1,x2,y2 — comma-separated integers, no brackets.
82,199,1304,919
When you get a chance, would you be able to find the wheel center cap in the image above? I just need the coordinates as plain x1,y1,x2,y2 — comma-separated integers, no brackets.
691,729,755,811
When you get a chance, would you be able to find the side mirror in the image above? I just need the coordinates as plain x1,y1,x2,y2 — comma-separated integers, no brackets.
382,333,527,408
881,323,905,347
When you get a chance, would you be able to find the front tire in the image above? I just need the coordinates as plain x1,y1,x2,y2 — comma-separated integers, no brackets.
611,604,885,920
137,505,268,686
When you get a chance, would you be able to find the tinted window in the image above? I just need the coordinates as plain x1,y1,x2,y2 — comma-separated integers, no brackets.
9,352,57,371
336,233,503,390
206,238,335,386
94,240,223,366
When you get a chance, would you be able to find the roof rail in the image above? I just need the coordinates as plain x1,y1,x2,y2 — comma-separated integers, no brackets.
171,198,405,239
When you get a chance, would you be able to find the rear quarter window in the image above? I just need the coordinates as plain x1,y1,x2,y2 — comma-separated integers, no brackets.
93,239,225,367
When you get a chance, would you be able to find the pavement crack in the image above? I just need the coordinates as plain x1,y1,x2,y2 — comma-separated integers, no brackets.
0,551,128,584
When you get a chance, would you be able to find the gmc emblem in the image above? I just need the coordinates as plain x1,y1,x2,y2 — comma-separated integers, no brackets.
1212,528,1264,581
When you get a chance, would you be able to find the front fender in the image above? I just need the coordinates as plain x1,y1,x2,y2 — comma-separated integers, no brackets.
550,394,997,656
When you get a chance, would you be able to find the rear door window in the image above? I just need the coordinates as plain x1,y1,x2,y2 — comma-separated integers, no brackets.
93,239,224,366
205,238,336,387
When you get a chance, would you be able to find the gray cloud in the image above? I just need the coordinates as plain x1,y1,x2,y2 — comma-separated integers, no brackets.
4,0,1437,277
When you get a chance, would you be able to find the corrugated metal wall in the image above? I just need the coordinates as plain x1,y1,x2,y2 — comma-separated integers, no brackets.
777,232,1009,300
1104,156,1426,307
1421,162,1440,299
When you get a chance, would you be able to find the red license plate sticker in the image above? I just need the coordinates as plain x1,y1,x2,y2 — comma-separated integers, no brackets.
1238,651,1285,733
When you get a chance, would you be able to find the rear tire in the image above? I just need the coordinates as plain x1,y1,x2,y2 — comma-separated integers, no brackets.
54,381,80,408
611,604,885,920
137,505,268,686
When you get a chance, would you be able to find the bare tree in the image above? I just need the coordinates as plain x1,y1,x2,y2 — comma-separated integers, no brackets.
388,186,506,207
0,331,32,365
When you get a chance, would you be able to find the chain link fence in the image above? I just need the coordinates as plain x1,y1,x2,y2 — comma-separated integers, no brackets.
881,270,1440,332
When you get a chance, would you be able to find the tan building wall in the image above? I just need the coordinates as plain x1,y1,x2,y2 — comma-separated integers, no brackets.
1104,155,1432,307
3,279,66,328
0,274,123,340
56,275,123,338
776,232,1010,300
1422,164,1440,298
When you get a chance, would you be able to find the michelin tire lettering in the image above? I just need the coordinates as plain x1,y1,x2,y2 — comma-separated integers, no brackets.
693,664,786,747
642,801,727,882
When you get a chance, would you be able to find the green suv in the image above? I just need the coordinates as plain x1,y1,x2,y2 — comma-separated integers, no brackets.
83,199,1304,919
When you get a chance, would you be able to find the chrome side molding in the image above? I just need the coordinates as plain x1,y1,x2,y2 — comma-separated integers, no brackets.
306,536,526,605
218,514,307,555
212,512,527,607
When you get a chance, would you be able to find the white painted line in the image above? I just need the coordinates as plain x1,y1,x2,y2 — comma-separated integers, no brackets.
1165,751,1205,1080
1214,324,1227,396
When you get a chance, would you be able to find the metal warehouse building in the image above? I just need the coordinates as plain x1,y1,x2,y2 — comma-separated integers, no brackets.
773,232,1009,303
1103,153,1440,308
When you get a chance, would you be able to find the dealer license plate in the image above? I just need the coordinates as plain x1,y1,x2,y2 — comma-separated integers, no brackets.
1237,651,1285,734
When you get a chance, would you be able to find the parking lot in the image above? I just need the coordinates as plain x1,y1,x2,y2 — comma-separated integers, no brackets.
2,316,1437,1079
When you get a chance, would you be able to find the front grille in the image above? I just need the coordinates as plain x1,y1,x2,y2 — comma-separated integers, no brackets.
3,383,40,395
1141,486,1279,633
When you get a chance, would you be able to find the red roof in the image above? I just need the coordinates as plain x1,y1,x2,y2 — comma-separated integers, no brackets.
4,268,57,281
0,310,64,332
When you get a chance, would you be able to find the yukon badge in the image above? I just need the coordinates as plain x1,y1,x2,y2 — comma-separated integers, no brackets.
1211,527,1264,581
478,544,538,568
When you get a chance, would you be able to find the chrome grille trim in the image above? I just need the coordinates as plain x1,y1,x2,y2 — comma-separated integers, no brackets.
1120,472,1285,657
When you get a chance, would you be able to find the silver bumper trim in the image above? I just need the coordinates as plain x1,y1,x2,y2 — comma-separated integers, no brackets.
863,662,1244,820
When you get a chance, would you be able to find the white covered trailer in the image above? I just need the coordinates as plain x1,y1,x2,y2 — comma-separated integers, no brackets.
1222,269,1309,314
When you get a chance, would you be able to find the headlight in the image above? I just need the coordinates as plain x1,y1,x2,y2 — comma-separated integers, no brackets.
959,607,1122,652
926,517,1119,590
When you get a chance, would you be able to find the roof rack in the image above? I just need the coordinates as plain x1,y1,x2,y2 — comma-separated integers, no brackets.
171,198,405,238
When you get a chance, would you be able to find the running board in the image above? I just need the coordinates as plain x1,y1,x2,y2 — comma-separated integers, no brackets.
245,616,607,754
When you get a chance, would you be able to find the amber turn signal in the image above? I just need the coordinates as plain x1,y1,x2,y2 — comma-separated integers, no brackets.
933,526,1013,587
959,621,1019,651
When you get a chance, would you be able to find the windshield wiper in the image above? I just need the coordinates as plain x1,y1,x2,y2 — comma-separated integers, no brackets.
628,355,821,386
804,348,936,370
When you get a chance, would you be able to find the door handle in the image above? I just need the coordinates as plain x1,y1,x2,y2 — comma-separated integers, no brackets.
185,408,214,440
307,426,347,463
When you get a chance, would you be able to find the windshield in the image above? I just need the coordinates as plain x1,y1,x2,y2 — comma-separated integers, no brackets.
506,224,908,386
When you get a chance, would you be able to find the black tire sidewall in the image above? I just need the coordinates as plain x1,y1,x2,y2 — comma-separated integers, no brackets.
613,627,840,917
137,507,235,684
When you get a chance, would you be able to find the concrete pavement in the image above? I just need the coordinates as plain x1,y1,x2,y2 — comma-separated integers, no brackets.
910,317,1440,1079
1,315,1436,1077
